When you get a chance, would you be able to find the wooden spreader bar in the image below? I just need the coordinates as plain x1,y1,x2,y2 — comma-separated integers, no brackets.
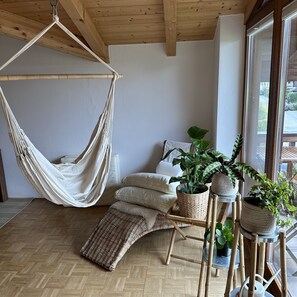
0,74,123,81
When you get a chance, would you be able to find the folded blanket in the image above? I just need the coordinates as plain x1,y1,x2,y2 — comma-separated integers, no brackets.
111,201,160,229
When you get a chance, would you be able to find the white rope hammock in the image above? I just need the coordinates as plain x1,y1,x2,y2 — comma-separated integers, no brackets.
0,14,121,207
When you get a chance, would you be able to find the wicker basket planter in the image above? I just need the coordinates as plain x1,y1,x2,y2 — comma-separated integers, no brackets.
241,197,276,235
176,185,209,219
211,173,239,196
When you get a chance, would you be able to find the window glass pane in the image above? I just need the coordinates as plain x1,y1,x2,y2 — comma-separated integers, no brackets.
243,21,273,194
273,13,297,295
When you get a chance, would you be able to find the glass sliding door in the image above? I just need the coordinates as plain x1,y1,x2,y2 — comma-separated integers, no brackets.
243,16,274,195
272,4,297,294
277,6,297,181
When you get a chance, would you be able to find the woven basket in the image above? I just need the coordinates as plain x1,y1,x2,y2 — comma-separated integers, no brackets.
176,186,209,219
241,197,276,235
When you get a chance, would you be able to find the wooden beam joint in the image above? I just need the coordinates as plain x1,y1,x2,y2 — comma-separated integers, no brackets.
59,0,109,63
163,0,177,56
0,9,95,61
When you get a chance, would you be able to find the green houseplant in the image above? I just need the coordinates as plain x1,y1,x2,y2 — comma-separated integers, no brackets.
205,219,234,257
241,173,297,235
162,126,212,218
202,134,260,196
163,126,211,194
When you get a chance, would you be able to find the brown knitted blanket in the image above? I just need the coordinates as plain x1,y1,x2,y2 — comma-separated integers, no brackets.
80,207,172,271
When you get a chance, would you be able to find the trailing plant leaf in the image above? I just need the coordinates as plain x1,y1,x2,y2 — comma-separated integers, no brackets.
248,173,297,227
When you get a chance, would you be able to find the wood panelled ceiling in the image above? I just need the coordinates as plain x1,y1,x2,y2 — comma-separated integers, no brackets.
0,0,256,63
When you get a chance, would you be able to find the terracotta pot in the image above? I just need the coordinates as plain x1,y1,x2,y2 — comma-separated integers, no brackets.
241,197,276,235
211,173,239,196
176,185,209,219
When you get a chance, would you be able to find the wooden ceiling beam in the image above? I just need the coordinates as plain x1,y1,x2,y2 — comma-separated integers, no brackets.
163,0,177,56
245,0,258,24
59,0,109,63
0,9,95,61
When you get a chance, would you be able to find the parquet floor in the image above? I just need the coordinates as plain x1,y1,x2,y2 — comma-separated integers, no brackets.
0,199,228,297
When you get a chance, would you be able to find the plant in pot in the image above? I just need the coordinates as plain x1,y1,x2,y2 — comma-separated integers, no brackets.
202,134,260,196
205,219,234,257
162,126,212,219
241,173,297,235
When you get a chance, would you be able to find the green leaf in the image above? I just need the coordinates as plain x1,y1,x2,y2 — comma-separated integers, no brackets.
216,242,225,249
229,134,243,164
216,222,223,230
224,166,238,188
169,177,182,183
227,240,233,249
237,163,261,182
224,219,234,229
172,159,181,166
217,236,226,246
230,166,244,181
187,126,208,140
203,162,222,181
162,148,176,160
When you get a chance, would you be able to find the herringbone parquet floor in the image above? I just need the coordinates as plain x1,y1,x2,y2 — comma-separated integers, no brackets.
0,199,228,297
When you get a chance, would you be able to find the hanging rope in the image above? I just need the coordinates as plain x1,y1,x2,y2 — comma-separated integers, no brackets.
0,0,121,79
50,0,59,18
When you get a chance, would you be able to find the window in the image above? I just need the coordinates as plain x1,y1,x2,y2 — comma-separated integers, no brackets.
243,17,273,194
244,1,297,296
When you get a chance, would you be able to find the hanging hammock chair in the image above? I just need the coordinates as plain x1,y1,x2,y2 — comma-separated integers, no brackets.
0,13,122,208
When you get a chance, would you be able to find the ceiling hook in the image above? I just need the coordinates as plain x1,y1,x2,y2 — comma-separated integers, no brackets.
50,0,59,19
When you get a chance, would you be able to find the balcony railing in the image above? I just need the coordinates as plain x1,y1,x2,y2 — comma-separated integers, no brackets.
256,133,297,178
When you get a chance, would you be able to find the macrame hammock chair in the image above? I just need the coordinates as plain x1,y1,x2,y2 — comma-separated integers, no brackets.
0,12,122,208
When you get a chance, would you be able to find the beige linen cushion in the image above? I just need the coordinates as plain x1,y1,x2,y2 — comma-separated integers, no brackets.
115,186,176,213
122,172,178,194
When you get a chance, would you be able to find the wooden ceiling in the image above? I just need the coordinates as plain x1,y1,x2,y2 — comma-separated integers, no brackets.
0,0,257,63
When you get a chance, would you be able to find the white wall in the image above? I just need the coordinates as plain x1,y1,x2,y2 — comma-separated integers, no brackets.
213,14,245,156
0,35,214,198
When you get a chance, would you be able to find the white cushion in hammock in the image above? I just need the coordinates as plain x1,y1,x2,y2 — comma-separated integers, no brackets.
115,186,176,213
60,155,77,163
122,172,178,194
59,153,121,206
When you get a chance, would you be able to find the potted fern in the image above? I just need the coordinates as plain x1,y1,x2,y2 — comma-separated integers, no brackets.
162,126,212,218
202,134,259,196
241,173,297,235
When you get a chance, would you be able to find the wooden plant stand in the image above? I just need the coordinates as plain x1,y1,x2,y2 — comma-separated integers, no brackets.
225,224,287,297
165,202,208,265
197,193,245,297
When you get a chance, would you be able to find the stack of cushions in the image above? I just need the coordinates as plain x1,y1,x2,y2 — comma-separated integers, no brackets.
115,160,182,213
